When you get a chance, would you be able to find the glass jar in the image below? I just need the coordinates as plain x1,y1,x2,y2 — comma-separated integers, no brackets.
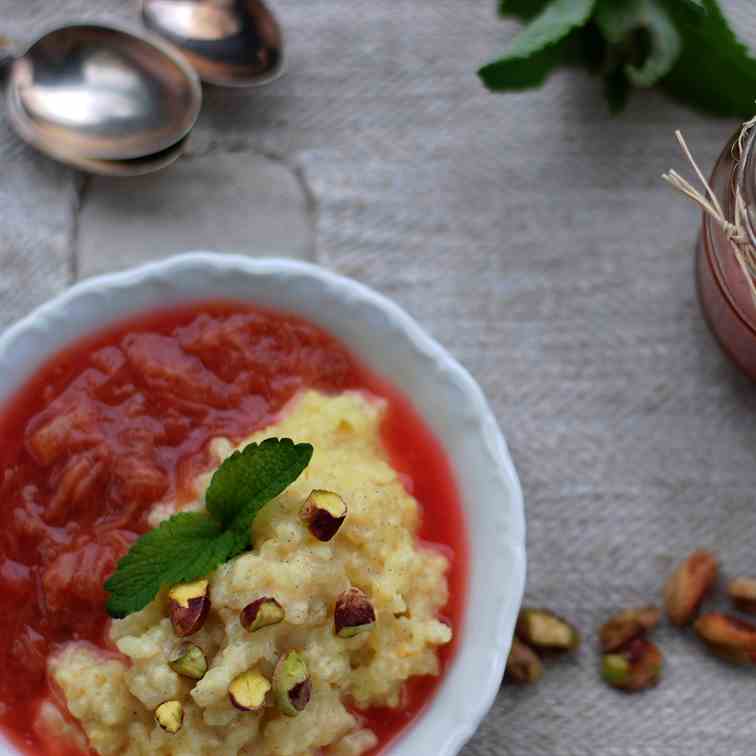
697,129,756,379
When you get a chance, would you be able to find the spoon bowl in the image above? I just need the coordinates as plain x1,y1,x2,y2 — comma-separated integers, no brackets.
6,89,190,175
142,0,284,87
5,24,202,161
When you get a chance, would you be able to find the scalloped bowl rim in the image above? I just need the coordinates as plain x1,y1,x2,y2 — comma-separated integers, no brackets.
0,253,526,756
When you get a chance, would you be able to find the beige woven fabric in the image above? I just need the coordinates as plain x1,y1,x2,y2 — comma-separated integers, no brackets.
1,1,755,753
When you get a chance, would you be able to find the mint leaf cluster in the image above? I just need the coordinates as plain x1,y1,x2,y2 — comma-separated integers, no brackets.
105,438,314,618
479,0,756,116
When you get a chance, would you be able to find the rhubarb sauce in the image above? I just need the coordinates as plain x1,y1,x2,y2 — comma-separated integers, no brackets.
0,302,468,756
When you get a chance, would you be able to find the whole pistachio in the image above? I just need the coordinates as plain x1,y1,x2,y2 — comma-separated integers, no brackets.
664,550,717,626
505,638,543,684
599,606,661,653
516,609,580,652
704,643,756,666
727,577,756,615
694,613,756,653
601,638,662,692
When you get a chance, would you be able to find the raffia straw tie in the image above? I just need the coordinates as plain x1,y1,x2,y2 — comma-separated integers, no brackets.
662,120,756,304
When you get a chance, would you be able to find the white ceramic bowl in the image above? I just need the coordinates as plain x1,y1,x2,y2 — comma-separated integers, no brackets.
0,253,525,756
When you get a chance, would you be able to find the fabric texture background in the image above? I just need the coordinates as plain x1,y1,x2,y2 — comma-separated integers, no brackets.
0,1,755,754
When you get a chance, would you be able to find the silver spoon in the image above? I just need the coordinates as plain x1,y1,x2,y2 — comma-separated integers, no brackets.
5,88,190,175
0,23,202,163
142,0,284,88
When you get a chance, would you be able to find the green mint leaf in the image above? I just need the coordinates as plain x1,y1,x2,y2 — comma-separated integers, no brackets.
661,0,756,117
626,3,680,86
486,0,752,117
105,437,313,618
499,0,551,21
105,513,235,618
563,23,608,71
595,0,681,88
206,438,313,530
479,39,571,91
604,67,632,113
480,0,597,91
668,0,705,16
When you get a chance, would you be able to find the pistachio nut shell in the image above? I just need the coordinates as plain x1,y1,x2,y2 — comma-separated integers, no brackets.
664,550,717,626
694,612,756,652
703,642,756,666
727,577,756,615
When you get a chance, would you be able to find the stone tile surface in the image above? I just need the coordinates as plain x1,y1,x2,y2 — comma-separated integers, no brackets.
77,150,313,277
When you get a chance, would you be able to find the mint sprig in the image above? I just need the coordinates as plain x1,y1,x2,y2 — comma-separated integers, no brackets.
480,0,756,117
105,438,313,618
479,0,596,91
661,0,756,117
104,513,233,619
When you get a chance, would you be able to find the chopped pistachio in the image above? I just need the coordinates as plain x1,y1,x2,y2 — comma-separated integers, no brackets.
273,651,312,716
300,490,348,541
599,606,661,653
601,654,631,688
168,643,208,680
228,669,271,712
334,588,376,639
505,639,543,684
155,700,184,734
601,639,662,692
241,597,285,633
168,579,211,637
516,609,580,651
